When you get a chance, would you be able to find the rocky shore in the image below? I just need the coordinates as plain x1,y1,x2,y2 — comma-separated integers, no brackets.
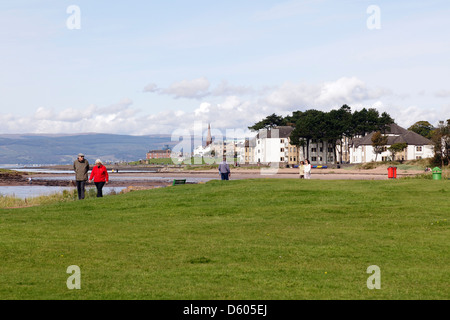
0,170,172,188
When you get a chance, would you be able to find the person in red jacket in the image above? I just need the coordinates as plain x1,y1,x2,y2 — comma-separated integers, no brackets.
89,159,109,197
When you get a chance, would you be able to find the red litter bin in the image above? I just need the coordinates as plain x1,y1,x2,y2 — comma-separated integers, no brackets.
388,166,397,179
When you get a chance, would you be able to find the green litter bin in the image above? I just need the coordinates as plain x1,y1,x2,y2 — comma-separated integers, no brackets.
432,167,442,180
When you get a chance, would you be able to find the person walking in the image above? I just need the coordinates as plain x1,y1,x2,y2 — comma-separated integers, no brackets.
218,157,231,180
304,159,312,179
89,159,109,197
73,153,89,199
298,161,305,179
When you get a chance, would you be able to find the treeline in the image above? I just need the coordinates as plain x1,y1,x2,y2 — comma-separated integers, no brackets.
248,105,394,162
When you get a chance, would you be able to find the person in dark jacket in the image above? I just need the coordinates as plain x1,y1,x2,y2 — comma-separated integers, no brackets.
89,159,109,197
73,153,89,199
218,157,231,180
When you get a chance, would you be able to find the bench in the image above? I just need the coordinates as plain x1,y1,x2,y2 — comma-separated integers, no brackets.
172,179,186,186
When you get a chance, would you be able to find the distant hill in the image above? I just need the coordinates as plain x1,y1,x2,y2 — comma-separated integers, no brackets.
0,133,181,165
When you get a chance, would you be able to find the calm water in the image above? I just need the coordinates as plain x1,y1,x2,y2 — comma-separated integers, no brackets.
1,165,215,199
0,186,125,199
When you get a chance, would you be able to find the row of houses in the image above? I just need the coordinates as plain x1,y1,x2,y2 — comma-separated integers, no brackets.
147,123,435,166
243,123,434,166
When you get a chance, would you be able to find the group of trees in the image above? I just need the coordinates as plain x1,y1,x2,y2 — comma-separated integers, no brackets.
249,105,394,162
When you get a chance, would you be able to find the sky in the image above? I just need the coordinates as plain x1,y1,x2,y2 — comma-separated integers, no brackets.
0,0,449,137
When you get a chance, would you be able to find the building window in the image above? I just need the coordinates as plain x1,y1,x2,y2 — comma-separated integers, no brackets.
280,157,284,162
416,146,423,152
382,156,388,161
328,147,333,153
311,157,317,161
280,139,284,144
416,156,422,159
280,148,284,152
311,148,317,153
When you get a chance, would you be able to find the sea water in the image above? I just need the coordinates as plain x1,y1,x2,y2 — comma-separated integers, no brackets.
0,186,125,199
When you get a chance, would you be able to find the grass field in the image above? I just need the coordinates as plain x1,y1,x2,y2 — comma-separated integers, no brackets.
0,179,448,300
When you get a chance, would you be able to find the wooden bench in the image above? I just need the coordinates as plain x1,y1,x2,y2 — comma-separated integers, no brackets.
172,179,186,186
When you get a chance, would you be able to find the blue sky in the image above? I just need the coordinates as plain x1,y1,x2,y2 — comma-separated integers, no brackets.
1,0,449,135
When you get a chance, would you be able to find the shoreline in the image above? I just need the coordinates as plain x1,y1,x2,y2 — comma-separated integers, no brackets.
0,164,428,187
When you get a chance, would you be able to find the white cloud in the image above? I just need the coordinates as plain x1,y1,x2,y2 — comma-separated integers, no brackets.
163,77,210,99
143,83,159,93
34,107,54,120
264,77,388,111
144,78,257,100
0,77,444,137
435,89,450,98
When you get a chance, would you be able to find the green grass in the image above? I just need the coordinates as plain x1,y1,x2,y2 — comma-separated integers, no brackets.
0,179,448,299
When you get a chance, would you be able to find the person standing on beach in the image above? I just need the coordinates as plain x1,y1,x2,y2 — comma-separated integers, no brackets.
304,159,311,179
89,159,109,197
73,153,89,199
218,156,231,180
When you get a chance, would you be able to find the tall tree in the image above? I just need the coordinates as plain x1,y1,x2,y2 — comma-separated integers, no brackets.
378,112,395,133
290,109,325,160
327,105,352,163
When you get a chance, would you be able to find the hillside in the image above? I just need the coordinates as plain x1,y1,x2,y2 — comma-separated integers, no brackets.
0,133,178,165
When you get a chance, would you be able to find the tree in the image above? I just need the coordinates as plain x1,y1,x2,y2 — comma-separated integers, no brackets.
327,105,352,163
371,131,388,161
289,109,326,160
248,113,286,131
430,119,450,167
388,143,407,161
378,112,395,133
408,121,434,139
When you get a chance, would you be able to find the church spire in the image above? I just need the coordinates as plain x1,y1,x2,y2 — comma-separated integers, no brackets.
206,123,212,147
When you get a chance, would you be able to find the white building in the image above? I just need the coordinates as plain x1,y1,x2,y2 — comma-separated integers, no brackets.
254,126,295,165
350,123,434,163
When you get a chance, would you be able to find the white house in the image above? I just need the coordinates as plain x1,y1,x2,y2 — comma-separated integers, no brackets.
350,123,434,163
